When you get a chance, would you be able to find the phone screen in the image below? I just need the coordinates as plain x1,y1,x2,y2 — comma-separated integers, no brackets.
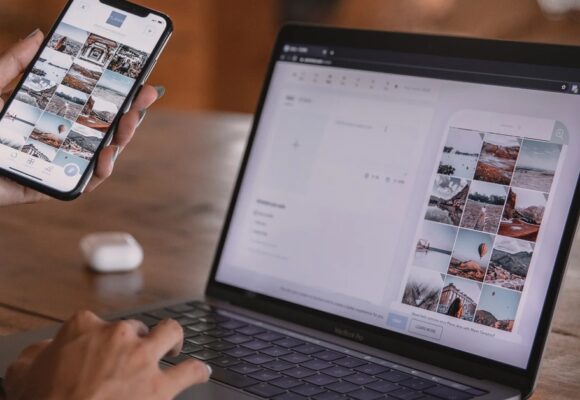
0,0,168,193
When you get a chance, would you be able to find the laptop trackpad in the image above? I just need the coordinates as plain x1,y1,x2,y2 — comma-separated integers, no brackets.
177,382,255,399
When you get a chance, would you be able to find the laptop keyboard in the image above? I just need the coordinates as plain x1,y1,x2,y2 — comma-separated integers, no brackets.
125,302,487,400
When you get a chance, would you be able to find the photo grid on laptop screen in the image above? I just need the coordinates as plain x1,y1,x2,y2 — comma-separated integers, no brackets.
216,43,580,369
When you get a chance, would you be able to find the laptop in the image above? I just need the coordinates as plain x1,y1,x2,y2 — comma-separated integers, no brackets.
1,25,579,400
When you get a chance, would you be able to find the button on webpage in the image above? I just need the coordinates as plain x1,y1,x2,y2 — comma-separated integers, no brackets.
386,313,408,330
409,319,442,340
64,163,80,177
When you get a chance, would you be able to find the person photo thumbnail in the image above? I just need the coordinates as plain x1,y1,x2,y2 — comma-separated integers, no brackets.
438,127,483,179
79,34,119,68
512,139,562,193
29,112,72,149
474,284,521,332
31,48,73,85
414,221,458,273
402,267,445,312
486,236,534,292
474,133,521,185
425,175,470,227
438,275,482,322
48,22,89,58
46,85,89,121
448,228,494,282
0,101,42,150
107,45,149,79
460,180,508,234
62,123,104,161
499,187,547,242
92,69,134,109
21,137,58,162
15,73,58,110
62,60,103,94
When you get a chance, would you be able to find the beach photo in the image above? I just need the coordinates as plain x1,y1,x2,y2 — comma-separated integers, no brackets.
107,45,149,79
15,74,58,110
21,138,58,162
29,112,72,149
474,284,521,332
62,60,103,94
53,149,90,174
499,187,547,242
46,85,89,120
512,139,562,193
437,275,482,321
47,22,88,57
425,175,470,226
474,133,521,185
62,123,104,161
79,34,119,67
486,236,534,292
438,127,483,179
402,268,445,312
31,48,73,85
448,228,494,282
0,101,42,150
460,181,508,233
92,69,134,109
413,221,458,273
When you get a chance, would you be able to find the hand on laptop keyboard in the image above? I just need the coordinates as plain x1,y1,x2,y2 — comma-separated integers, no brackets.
4,310,211,400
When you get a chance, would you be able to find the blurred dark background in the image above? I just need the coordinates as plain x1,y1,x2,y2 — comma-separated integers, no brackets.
2,0,580,114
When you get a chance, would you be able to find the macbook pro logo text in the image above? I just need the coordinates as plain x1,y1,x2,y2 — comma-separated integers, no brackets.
107,11,127,28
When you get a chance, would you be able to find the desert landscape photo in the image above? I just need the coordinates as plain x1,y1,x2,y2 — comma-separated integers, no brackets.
402,267,445,312
48,22,88,58
438,127,483,179
425,175,470,226
414,220,458,273
512,139,562,193
486,236,533,292
62,60,103,94
499,187,547,242
29,112,72,149
448,228,494,282
474,133,521,185
460,180,508,233
474,284,521,332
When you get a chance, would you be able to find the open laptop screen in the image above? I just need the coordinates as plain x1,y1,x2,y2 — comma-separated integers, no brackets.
215,40,580,369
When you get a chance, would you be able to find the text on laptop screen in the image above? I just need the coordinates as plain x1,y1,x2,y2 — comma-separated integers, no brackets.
216,43,580,369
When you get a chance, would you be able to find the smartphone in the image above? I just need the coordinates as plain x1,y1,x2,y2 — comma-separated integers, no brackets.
0,0,172,200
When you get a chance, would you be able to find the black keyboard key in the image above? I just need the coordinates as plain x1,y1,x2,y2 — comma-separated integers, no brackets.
200,314,228,323
291,383,326,397
365,380,398,393
229,363,262,375
324,366,355,378
182,330,199,339
282,366,317,379
188,322,216,332
333,357,367,368
223,334,252,344
191,349,221,361
424,386,473,400
237,326,266,336
242,340,271,351
314,392,347,400
376,370,412,383
354,363,388,375
343,373,377,386
206,328,234,338
146,309,179,320
186,335,216,345
243,354,275,365
220,320,247,330
325,381,359,394
126,314,158,327
274,337,304,348
249,369,283,382
209,356,240,368
314,351,345,362
466,388,487,396
183,310,208,319
181,342,203,354
302,359,332,371
389,387,424,400
281,353,311,364
275,394,307,400
205,341,235,351
348,388,384,400
162,353,191,365
303,373,337,386
211,366,259,389
261,346,292,357
223,347,255,358
255,331,286,342
400,377,436,391
245,382,285,398
271,376,302,389
176,317,197,326
294,343,325,355
166,304,194,313
264,359,295,372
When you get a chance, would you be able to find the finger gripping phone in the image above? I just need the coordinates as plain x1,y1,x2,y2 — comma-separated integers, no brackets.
0,0,173,200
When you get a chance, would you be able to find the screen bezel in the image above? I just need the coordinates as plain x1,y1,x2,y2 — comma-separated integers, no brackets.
0,0,173,201
205,24,580,397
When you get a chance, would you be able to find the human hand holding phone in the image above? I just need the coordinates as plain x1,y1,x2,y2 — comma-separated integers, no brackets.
0,30,160,206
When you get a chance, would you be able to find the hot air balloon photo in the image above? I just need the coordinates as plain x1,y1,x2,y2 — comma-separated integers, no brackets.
447,229,494,282
474,284,521,332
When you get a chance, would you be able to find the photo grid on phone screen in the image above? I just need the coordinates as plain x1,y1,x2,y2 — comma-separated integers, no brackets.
402,126,562,332
0,22,151,176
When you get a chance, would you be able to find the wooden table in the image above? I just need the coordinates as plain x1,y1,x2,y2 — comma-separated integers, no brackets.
0,111,577,399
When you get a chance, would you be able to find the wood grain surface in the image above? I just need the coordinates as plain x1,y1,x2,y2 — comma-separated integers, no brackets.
0,112,577,399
